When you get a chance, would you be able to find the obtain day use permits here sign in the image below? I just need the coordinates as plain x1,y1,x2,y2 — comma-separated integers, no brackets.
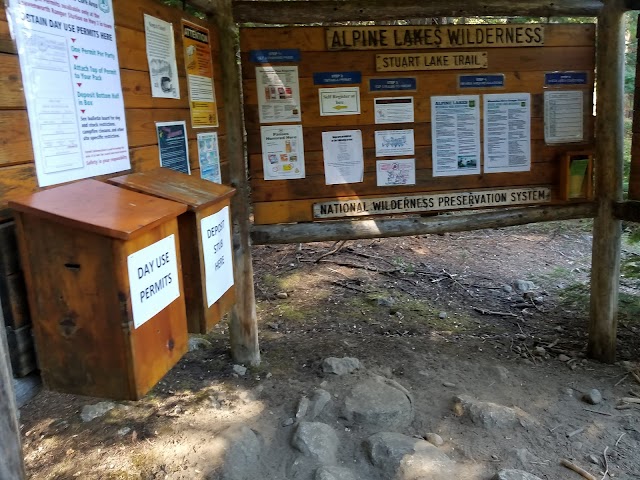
201,207,234,307
127,235,181,329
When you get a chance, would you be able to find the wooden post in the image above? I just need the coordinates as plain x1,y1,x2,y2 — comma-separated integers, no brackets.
589,0,626,362
212,0,260,366
1,319,26,479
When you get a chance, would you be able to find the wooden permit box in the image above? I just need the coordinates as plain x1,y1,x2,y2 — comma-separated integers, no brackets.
109,168,236,334
9,179,189,400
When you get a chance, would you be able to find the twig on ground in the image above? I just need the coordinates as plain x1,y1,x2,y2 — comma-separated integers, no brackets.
567,427,585,438
315,240,347,263
560,459,597,480
620,397,640,404
316,259,401,274
330,281,368,294
442,269,474,297
614,374,629,387
583,408,613,417
615,433,626,447
629,389,640,398
472,306,519,318
600,446,609,480
631,371,640,385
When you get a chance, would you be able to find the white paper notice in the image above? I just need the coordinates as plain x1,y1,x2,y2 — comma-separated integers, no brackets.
375,129,415,157
322,130,364,185
261,125,305,180
374,97,415,124
201,207,234,307
319,87,360,116
127,235,181,329
256,66,301,123
431,95,481,177
483,93,531,173
144,15,180,99
7,0,131,187
376,159,416,186
544,90,584,144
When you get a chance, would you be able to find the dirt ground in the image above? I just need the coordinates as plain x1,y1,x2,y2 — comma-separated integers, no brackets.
17,219,640,479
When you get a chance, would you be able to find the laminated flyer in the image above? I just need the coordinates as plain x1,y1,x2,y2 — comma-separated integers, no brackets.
261,125,305,180
197,132,221,183
156,121,190,174
256,66,302,123
483,93,531,173
182,20,218,128
6,0,131,187
431,95,481,177
144,14,180,99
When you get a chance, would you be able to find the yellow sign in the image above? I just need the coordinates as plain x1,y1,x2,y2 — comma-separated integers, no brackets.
182,20,218,128
376,52,488,72
327,25,544,50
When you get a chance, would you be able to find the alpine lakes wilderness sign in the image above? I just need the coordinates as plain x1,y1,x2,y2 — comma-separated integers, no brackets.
326,25,545,50
313,187,551,219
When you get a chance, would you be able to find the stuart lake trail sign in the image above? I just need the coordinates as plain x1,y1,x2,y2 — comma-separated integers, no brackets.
247,24,594,225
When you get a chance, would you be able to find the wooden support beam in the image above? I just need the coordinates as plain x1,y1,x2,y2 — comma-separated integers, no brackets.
612,200,640,221
228,0,604,24
251,204,596,245
212,0,260,366
1,321,26,479
589,0,625,363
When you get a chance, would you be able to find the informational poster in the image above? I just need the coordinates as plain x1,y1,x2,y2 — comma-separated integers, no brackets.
156,121,190,174
6,0,131,187
197,132,221,183
376,159,416,186
374,97,415,124
127,234,181,329
544,90,584,144
431,95,481,177
483,93,531,173
201,207,234,307
144,15,180,99
256,66,301,123
319,87,361,116
182,21,218,128
321,130,364,185
260,125,305,180
375,129,415,157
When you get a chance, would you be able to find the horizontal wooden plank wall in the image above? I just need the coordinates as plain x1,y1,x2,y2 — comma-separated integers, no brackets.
0,0,228,220
240,25,596,224
628,14,640,200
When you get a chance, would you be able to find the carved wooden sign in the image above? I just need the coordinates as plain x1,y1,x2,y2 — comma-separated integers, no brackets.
376,52,488,72
326,25,545,50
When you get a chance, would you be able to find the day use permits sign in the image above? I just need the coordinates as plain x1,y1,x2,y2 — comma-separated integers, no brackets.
127,235,180,329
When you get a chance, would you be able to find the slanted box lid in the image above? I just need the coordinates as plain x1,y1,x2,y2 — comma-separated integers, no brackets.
109,168,236,212
9,179,187,240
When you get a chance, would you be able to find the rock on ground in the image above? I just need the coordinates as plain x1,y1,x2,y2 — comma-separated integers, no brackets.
187,336,211,351
582,388,603,405
219,426,261,480
513,280,536,293
291,421,339,464
492,469,543,480
307,389,332,420
452,395,519,429
343,375,413,431
365,432,456,480
315,465,358,480
80,401,116,422
322,357,362,375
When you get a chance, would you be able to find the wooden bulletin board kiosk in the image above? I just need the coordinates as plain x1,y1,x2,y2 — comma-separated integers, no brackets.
109,168,236,334
240,24,596,226
10,180,188,400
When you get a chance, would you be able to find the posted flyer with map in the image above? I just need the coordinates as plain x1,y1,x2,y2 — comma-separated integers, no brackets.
7,0,131,187
375,129,415,157
197,132,221,183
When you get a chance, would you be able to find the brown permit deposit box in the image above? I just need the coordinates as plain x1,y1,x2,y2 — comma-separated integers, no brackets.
9,179,188,400
109,168,236,334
